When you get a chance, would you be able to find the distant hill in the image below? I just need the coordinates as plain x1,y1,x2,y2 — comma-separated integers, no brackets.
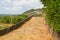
0,14,20,16
23,9,42,16
0,9,42,16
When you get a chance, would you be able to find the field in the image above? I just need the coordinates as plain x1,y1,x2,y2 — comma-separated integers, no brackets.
0,24,13,30
0,14,28,30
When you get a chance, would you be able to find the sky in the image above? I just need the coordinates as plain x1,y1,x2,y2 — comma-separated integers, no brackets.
0,0,43,14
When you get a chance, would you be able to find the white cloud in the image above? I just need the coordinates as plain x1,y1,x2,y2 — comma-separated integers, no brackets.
2,7,22,11
0,0,43,14
34,4,44,9
1,0,11,4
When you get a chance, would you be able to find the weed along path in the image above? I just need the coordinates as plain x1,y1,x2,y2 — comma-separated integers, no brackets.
0,17,54,40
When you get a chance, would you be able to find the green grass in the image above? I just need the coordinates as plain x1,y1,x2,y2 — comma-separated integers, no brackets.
0,14,28,30
0,24,13,30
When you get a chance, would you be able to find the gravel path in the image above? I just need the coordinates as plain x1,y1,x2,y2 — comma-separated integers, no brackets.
0,17,54,40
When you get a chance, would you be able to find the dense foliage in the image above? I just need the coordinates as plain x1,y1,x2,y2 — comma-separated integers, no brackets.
41,0,60,32
0,14,28,24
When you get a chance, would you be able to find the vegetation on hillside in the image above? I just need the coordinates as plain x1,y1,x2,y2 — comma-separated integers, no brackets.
41,0,60,32
0,14,28,30
0,9,42,30
0,14,28,24
24,9,42,16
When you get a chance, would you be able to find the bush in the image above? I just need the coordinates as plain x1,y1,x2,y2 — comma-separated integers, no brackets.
0,16,10,23
0,14,28,24
41,0,60,32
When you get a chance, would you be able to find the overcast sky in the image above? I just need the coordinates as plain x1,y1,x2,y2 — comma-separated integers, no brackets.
0,0,43,14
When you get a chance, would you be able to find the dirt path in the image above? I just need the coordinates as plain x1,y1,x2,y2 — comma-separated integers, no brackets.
0,17,54,40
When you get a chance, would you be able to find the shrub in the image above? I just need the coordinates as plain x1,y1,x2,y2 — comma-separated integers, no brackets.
0,14,28,24
41,0,60,32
